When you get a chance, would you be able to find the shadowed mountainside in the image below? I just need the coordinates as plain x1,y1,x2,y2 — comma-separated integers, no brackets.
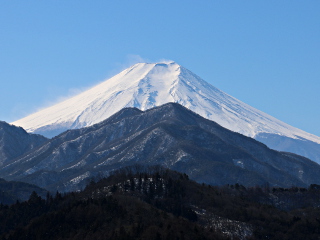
0,121,47,167
1,103,320,192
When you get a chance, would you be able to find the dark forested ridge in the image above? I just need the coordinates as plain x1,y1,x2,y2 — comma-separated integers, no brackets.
0,178,47,205
0,166,319,240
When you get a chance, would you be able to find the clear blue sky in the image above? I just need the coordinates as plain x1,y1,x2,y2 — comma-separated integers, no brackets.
1,1,319,136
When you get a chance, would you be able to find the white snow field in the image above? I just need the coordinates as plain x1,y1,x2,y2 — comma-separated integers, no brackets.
12,62,320,162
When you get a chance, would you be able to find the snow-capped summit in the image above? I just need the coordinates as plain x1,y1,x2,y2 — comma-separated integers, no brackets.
12,62,320,163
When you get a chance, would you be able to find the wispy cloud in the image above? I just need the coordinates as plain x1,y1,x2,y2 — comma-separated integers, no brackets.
109,55,175,77
157,58,175,64
125,54,151,65
11,86,89,122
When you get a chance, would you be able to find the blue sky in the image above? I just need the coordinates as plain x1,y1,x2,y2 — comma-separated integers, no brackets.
1,1,319,136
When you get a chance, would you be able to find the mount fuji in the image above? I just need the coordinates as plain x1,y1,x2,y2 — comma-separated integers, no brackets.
12,62,320,163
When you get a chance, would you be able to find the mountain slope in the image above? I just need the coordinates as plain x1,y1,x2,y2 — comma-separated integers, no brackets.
3,103,320,192
0,121,48,167
11,62,320,163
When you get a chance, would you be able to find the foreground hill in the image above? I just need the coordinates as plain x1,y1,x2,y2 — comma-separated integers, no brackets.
2,103,320,192
0,178,47,205
0,166,319,240
12,62,320,163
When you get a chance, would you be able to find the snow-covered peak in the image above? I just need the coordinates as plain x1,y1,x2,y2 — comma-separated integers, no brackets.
12,62,320,149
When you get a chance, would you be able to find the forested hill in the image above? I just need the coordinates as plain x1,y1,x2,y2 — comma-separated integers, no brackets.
0,166,320,240
0,178,47,205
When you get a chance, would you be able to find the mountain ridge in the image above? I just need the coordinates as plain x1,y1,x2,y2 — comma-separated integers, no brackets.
11,62,320,163
3,103,320,192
